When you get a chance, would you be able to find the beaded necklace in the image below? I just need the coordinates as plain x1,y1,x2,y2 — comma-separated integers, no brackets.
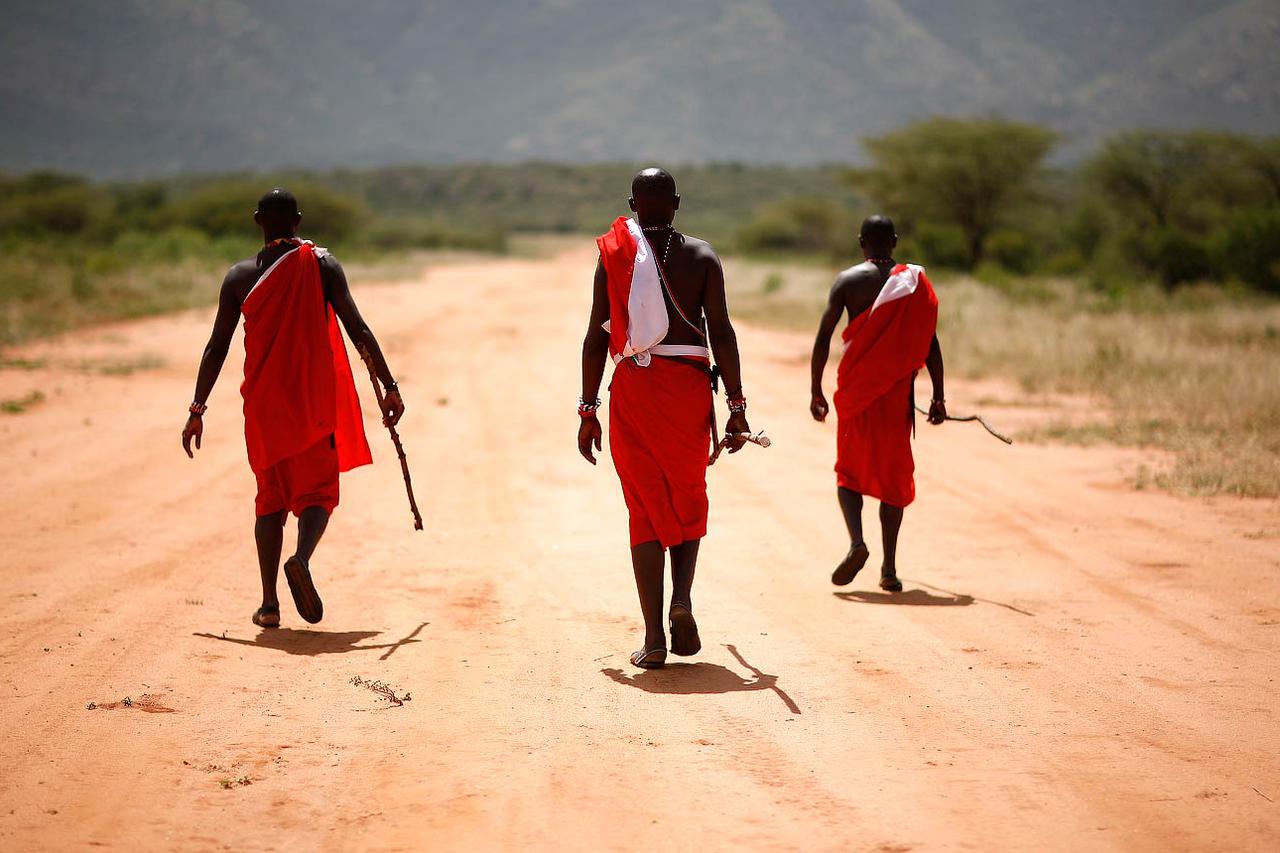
641,224,675,266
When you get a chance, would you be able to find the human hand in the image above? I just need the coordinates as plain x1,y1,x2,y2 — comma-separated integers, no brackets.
928,398,947,425
724,411,751,453
182,414,203,458
810,391,829,422
382,387,405,427
578,415,602,465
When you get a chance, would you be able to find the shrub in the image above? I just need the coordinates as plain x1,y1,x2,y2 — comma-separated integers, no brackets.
910,223,970,269
168,180,366,242
1132,227,1212,289
737,197,855,256
986,229,1039,275
1213,208,1280,294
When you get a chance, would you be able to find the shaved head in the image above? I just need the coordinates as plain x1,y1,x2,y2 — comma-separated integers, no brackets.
256,186,298,218
628,167,680,227
253,186,301,241
859,214,897,256
631,167,676,200
860,213,901,244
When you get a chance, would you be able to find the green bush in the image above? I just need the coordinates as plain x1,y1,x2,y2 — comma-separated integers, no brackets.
169,181,366,242
1213,208,1280,294
911,223,970,269
1134,228,1213,289
986,229,1039,275
0,183,109,237
737,197,855,256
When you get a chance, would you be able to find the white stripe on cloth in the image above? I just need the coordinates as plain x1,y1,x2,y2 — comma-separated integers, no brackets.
611,344,711,365
870,263,926,316
245,246,301,301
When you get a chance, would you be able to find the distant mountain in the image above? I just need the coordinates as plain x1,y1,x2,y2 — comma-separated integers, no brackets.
1,0,1276,177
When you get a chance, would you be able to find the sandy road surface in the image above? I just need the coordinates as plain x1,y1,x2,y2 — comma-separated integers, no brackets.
1,247,1278,852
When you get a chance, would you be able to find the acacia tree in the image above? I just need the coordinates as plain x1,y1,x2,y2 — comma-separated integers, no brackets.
1086,131,1219,229
851,117,1056,267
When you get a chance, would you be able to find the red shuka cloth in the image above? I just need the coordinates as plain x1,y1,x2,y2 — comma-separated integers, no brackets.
240,242,371,475
598,218,712,547
609,357,712,548
596,216,637,360
833,265,938,507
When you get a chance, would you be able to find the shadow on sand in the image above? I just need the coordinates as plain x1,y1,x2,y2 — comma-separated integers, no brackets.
193,621,428,658
834,580,1034,616
834,588,976,607
603,643,800,715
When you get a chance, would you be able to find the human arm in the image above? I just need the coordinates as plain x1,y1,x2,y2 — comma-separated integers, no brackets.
182,272,243,458
702,251,751,452
924,333,946,424
322,255,404,426
809,277,847,422
578,259,610,465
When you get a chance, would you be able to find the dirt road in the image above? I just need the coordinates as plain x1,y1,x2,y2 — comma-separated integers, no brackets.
1,247,1277,851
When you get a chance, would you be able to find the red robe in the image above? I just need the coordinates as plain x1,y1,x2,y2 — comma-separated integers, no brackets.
833,264,938,507
240,241,371,477
598,218,712,548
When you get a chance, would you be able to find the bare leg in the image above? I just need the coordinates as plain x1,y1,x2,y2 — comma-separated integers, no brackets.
669,539,700,608
879,502,904,591
832,487,870,585
837,487,865,546
253,511,285,626
630,541,666,653
668,539,702,656
282,506,331,624
295,505,331,563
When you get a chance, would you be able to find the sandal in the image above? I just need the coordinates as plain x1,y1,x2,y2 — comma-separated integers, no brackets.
283,555,324,624
629,647,667,669
252,604,281,629
668,601,701,657
832,543,869,586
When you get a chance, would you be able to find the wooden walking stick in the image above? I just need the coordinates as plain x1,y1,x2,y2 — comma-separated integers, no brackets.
357,344,424,530
915,404,1013,445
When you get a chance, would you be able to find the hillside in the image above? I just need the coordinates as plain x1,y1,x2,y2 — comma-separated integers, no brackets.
1,0,1276,176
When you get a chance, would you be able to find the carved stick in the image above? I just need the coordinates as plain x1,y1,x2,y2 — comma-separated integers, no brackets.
357,345,423,530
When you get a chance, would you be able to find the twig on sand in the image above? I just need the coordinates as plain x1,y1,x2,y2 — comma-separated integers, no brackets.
350,675,411,706
1252,786,1273,803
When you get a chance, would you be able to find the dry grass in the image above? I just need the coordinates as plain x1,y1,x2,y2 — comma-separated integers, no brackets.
0,245,502,346
724,257,1280,497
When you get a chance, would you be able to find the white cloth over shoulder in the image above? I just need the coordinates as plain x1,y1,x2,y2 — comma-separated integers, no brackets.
870,264,925,316
601,218,670,367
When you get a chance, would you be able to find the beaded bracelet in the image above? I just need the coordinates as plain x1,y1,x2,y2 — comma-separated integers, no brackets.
578,397,601,417
727,393,747,414
189,401,208,416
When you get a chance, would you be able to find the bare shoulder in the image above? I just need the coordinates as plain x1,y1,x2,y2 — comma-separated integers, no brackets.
317,248,342,270
221,256,260,299
680,233,722,269
833,261,882,310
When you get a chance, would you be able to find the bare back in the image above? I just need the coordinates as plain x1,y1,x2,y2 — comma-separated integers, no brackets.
644,231,720,347
833,260,893,324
